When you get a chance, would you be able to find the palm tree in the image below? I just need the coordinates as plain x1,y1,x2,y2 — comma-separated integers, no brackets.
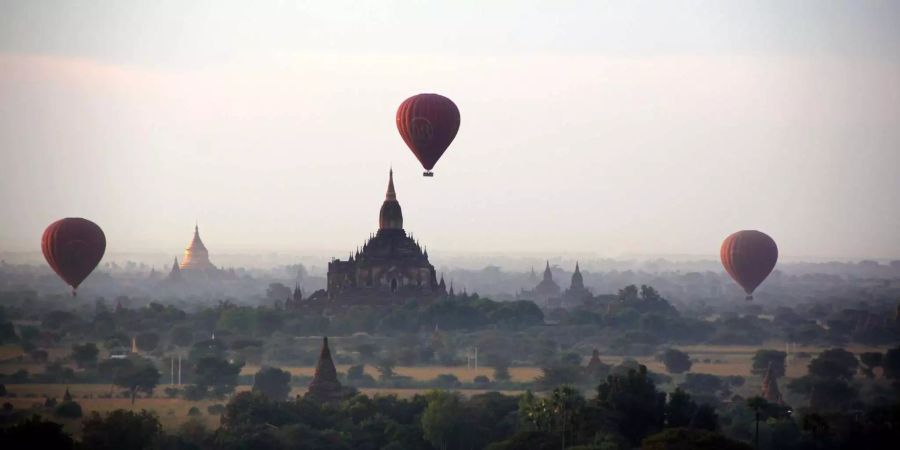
746,396,770,450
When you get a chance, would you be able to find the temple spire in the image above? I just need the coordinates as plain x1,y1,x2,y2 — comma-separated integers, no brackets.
306,336,343,402
386,168,397,201
761,361,783,404
379,169,403,230
543,261,553,281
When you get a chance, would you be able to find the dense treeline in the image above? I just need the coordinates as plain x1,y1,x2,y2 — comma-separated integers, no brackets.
3,363,899,449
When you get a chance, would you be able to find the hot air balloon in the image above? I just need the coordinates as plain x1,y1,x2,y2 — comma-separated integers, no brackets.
720,230,778,301
41,218,106,297
396,93,460,177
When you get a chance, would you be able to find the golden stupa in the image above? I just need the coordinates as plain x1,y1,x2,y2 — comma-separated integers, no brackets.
179,224,217,271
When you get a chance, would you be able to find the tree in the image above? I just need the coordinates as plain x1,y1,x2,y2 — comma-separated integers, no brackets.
751,349,786,378
189,339,227,360
808,348,858,381
665,388,697,428
641,428,752,450
71,342,99,368
114,359,161,405
484,353,512,381
640,285,661,302
0,321,16,344
54,400,83,419
135,332,159,352
252,366,291,401
746,396,768,450
0,415,75,450
354,343,379,362
266,282,292,301
690,404,718,432
81,410,162,450
376,358,396,381
421,391,469,450
170,326,194,347
659,348,692,374
859,352,883,378
596,365,666,445
881,346,900,380
484,431,559,450
193,356,244,397
547,386,586,449
618,285,640,302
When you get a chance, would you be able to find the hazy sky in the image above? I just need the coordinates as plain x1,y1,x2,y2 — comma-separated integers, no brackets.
1,1,899,260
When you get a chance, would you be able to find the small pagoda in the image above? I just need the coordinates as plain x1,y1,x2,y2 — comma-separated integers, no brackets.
305,337,345,403
761,362,783,404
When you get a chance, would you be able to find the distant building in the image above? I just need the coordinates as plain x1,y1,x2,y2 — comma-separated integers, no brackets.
168,225,226,282
305,337,352,403
585,349,610,378
549,262,593,309
285,284,304,309
166,258,182,282
326,170,445,303
761,362,783,404
179,225,218,272
518,261,561,306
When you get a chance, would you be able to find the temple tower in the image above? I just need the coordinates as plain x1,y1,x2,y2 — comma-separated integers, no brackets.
571,262,585,291
761,362,783,404
306,337,344,403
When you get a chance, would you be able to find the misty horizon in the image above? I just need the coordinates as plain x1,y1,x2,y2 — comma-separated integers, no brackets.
3,1,900,259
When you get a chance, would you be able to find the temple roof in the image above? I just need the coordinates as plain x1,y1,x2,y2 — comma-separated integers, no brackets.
188,225,208,252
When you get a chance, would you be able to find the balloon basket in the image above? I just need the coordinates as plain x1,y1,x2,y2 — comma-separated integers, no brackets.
745,295,753,301
423,171,434,177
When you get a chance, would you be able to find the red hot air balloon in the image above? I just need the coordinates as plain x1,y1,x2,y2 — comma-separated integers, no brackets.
396,93,460,177
41,218,106,297
720,230,778,301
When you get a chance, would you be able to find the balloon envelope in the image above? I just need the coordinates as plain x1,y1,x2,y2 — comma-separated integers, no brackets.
396,93,460,173
720,230,778,300
41,218,106,294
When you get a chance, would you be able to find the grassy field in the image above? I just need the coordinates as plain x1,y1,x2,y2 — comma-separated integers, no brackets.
240,364,542,383
5,342,889,380
3,341,891,433
1,383,524,433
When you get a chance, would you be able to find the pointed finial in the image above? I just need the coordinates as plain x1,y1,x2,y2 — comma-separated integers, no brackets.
386,168,397,201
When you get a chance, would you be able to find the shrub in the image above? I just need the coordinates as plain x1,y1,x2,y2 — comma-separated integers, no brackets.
54,401,83,419
434,373,461,388
187,407,202,416
182,385,207,401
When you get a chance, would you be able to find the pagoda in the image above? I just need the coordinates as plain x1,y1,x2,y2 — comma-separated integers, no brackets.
179,224,217,272
517,261,561,306
760,362,783,404
326,170,445,303
305,337,345,403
